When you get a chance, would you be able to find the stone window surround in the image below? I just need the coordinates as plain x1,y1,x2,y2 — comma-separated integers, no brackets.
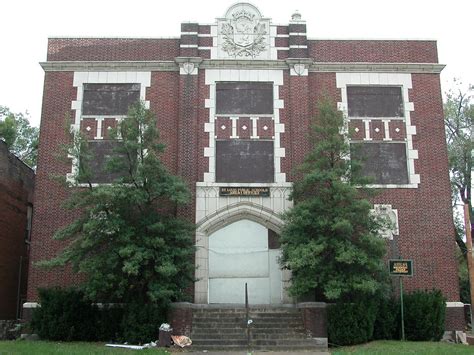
68,71,151,185
203,69,286,185
336,73,420,189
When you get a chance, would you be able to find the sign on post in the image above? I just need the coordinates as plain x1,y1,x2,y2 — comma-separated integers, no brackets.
389,259,413,276
389,259,414,342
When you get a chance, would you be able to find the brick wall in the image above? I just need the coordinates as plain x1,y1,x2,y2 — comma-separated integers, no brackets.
309,40,438,63
26,72,84,301
0,141,34,319
47,38,180,61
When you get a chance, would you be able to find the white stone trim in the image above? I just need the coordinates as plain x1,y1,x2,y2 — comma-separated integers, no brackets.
198,34,212,37
203,69,285,184
23,302,40,308
276,34,289,38
69,71,151,183
180,44,198,48
289,45,307,49
336,72,420,188
181,31,198,35
446,302,464,307
289,33,307,36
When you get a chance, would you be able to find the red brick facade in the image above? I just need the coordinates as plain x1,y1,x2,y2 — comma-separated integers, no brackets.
0,141,34,319
27,3,460,330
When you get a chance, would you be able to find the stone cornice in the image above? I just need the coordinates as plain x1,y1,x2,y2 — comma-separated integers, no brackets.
310,62,445,73
40,61,178,72
40,60,445,74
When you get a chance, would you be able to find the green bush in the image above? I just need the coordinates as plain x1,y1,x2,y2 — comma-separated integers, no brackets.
96,305,125,342
31,287,168,343
373,297,399,340
328,300,377,346
31,288,98,341
403,289,446,341
120,302,166,344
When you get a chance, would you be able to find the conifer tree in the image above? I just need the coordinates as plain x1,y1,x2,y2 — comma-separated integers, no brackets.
40,102,195,305
280,98,388,302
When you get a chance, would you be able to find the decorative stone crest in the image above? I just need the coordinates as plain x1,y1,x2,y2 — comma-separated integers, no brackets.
372,204,399,240
220,4,268,58
292,64,306,76
182,62,195,75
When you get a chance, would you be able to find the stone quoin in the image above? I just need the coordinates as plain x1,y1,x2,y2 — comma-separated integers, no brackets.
25,2,464,336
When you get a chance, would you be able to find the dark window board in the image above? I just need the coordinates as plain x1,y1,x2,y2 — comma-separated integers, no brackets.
82,83,140,116
216,82,273,115
351,142,409,185
216,140,274,183
347,86,404,118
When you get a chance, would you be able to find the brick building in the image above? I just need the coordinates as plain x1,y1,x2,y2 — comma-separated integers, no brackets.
0,141,34,320
26,2,463,333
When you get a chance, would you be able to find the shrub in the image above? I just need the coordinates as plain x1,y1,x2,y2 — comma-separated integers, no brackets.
373,297,399,340
403,289,446,341
31,288,98,341
120,302,166,344
328,300,377,346
96,305,125,342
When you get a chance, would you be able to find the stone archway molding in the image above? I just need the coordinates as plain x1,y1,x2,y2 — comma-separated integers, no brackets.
196,201,284,236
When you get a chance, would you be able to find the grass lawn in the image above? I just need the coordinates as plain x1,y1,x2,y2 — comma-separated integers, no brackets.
0,341,170,354
332,340,474,354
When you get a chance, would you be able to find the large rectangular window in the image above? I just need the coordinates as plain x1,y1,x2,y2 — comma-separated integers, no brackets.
82,83,140,116
351,142,408,185
216,82,273,115
347,86,404,118
80,141,128,184
216,140,274,183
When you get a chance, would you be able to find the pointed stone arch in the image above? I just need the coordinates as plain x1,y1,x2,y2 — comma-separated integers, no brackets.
197,201,284,236
194,201,287,304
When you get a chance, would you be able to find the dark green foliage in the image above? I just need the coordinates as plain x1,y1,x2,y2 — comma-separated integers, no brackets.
0,105,39,168
95,305,124,342
403,290,446,341
31,288,98,341
373,297,399,340
120,302,166,344
39,102,195,305
280,98,389,302
328,300,378,346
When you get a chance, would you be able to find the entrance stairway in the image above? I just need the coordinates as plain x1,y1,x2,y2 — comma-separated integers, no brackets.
190,306,327,351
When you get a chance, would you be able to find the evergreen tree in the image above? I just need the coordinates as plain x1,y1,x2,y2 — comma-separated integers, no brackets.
40,102,195,305
280,98,388,302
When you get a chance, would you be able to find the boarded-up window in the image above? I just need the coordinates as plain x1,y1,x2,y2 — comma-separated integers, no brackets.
216,140,274,183
347,86,404,117
216,82,273,115
351,143,408,185
80,141,128,184
82,83,140,116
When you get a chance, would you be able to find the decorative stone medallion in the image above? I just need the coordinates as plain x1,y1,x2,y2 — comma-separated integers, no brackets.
219,3,269,59
372,204,399,240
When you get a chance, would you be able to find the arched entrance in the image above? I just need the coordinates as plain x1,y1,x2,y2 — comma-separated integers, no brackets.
208,219,281,304
195,202,289,304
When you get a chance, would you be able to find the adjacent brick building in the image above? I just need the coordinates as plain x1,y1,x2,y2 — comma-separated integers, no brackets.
26,2,463,331
0,140,34,320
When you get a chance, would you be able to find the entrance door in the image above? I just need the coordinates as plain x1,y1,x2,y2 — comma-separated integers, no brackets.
208,219,282,304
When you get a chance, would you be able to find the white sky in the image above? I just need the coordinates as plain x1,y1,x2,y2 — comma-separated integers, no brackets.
1,0,473,127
